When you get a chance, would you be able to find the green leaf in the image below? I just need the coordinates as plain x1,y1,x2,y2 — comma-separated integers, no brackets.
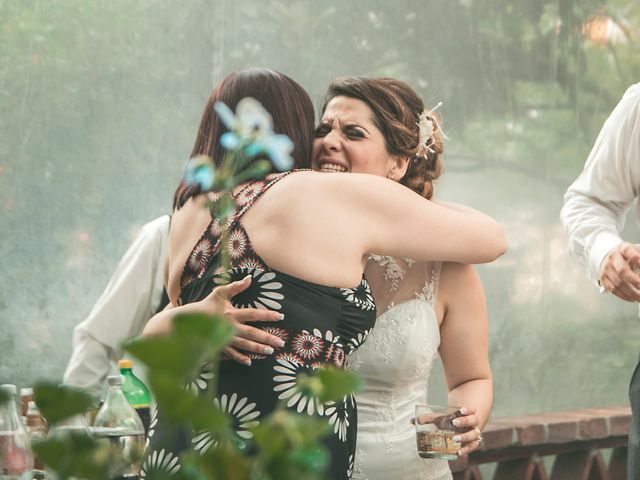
148,373,229,433
0,388,9,406
197,444,252,480
32,430,110,480
289,446,329,472
234,159,273,184
252,409,328,458
124,335,208,379
34,383,95,425
172,312,235,353
316,367,363,403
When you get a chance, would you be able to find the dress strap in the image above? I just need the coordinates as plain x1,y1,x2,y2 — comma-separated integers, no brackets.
231,169,305,225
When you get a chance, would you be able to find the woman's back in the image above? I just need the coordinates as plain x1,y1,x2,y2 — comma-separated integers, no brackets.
144,172,377,479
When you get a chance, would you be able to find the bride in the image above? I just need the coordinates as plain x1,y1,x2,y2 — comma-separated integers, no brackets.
311,76,491,480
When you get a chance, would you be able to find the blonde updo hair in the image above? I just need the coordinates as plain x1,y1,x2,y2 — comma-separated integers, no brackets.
320,76,444,199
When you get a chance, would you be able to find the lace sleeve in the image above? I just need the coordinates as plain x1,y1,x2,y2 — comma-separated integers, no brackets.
366,257,441,313
415,262,442,308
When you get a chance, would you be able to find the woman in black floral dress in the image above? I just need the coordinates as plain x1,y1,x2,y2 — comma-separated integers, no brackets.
141,69,506,479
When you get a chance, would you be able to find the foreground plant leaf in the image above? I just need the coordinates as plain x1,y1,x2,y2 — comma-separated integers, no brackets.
0,387,9,406
32,430,110,480
148,373,229,433
172,312,235,353
34,383,94,425
124,335,208,380
194,444,251,480
315,367,363,403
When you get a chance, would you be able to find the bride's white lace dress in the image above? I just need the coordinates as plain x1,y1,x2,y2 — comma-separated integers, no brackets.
349,257,452,480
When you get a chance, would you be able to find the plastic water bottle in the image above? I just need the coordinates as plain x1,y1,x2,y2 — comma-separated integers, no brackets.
0,384,34,480
118,359,151,434
45,412,91,480
93,375,145,479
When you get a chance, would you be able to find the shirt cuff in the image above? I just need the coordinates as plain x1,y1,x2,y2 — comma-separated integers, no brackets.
589,232,624,286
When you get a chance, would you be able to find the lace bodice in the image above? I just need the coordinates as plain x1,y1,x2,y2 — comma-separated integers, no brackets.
349,257,452,480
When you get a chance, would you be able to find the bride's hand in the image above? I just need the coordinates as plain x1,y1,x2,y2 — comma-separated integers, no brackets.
209,276,286,366
451,406,484,455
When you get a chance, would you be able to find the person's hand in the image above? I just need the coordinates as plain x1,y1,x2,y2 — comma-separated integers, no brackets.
450,406,483,455
206,275,285,366
599,242,640,302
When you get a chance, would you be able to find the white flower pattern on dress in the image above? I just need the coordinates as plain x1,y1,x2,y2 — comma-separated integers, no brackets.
237,256,265,270
216,268,284,311
292,332,324,360
273,357,326,415
228,228,248,260
340,281,375,311
188,361,215,392
235,182,265,207
304,328,343,365
140,448,181,478
347,329,371,355
188,238,214,271
324,394,352,442
347,453,355,478
192,393,261,454
144,401,159,449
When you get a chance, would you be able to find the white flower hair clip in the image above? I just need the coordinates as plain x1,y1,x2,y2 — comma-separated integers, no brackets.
416,101,446,159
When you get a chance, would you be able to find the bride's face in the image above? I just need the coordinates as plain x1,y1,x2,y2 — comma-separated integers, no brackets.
311,96,400,178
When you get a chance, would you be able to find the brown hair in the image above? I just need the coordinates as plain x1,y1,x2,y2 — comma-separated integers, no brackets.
320,77,444,199
174,68,315,209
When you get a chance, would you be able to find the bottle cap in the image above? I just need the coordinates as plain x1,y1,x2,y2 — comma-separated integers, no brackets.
118,359,133,369
0,384,17,395
107,375,123,386
20,387,33,396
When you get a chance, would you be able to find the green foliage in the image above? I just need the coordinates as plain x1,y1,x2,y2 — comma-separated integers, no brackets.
251,410,330,480
0,388,9,406
302,367,363,403
34,383,95,425
32,430,110,480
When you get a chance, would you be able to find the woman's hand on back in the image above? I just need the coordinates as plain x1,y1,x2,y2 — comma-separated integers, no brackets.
209,276,286,366
143,276,285,364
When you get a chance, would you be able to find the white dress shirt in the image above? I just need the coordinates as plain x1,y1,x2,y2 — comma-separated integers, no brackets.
560,83,640,285
63,215,170,397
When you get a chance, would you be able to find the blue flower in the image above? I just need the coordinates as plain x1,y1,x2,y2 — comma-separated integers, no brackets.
260,134,294,171
235,97,272,138
214,98,294,171
214,101,237,130
220,132,240,150
184,155,215,190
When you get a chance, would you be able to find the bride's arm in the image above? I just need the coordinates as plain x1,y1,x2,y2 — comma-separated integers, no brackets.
324,173,507,264
437,262,493,455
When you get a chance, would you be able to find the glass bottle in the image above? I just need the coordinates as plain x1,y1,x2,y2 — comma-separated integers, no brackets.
24,402,46,479
0,384,34,480
18,389,32,419
93,375,145,479
45,413,91,480
118,359,151,434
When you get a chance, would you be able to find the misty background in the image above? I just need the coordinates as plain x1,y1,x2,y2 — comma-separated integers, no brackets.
2,0,640,417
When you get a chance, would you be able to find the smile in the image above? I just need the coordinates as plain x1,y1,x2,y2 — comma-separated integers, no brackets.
317,161,348,173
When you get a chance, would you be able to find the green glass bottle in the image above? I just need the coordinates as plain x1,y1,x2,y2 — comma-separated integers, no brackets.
118,359,151,433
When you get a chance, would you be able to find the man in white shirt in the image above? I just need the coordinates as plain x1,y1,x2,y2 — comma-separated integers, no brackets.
63,215,170,398
560,82,640,479
63,214,285,398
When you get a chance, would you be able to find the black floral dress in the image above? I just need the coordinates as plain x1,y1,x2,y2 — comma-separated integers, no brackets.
143,171,377,479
